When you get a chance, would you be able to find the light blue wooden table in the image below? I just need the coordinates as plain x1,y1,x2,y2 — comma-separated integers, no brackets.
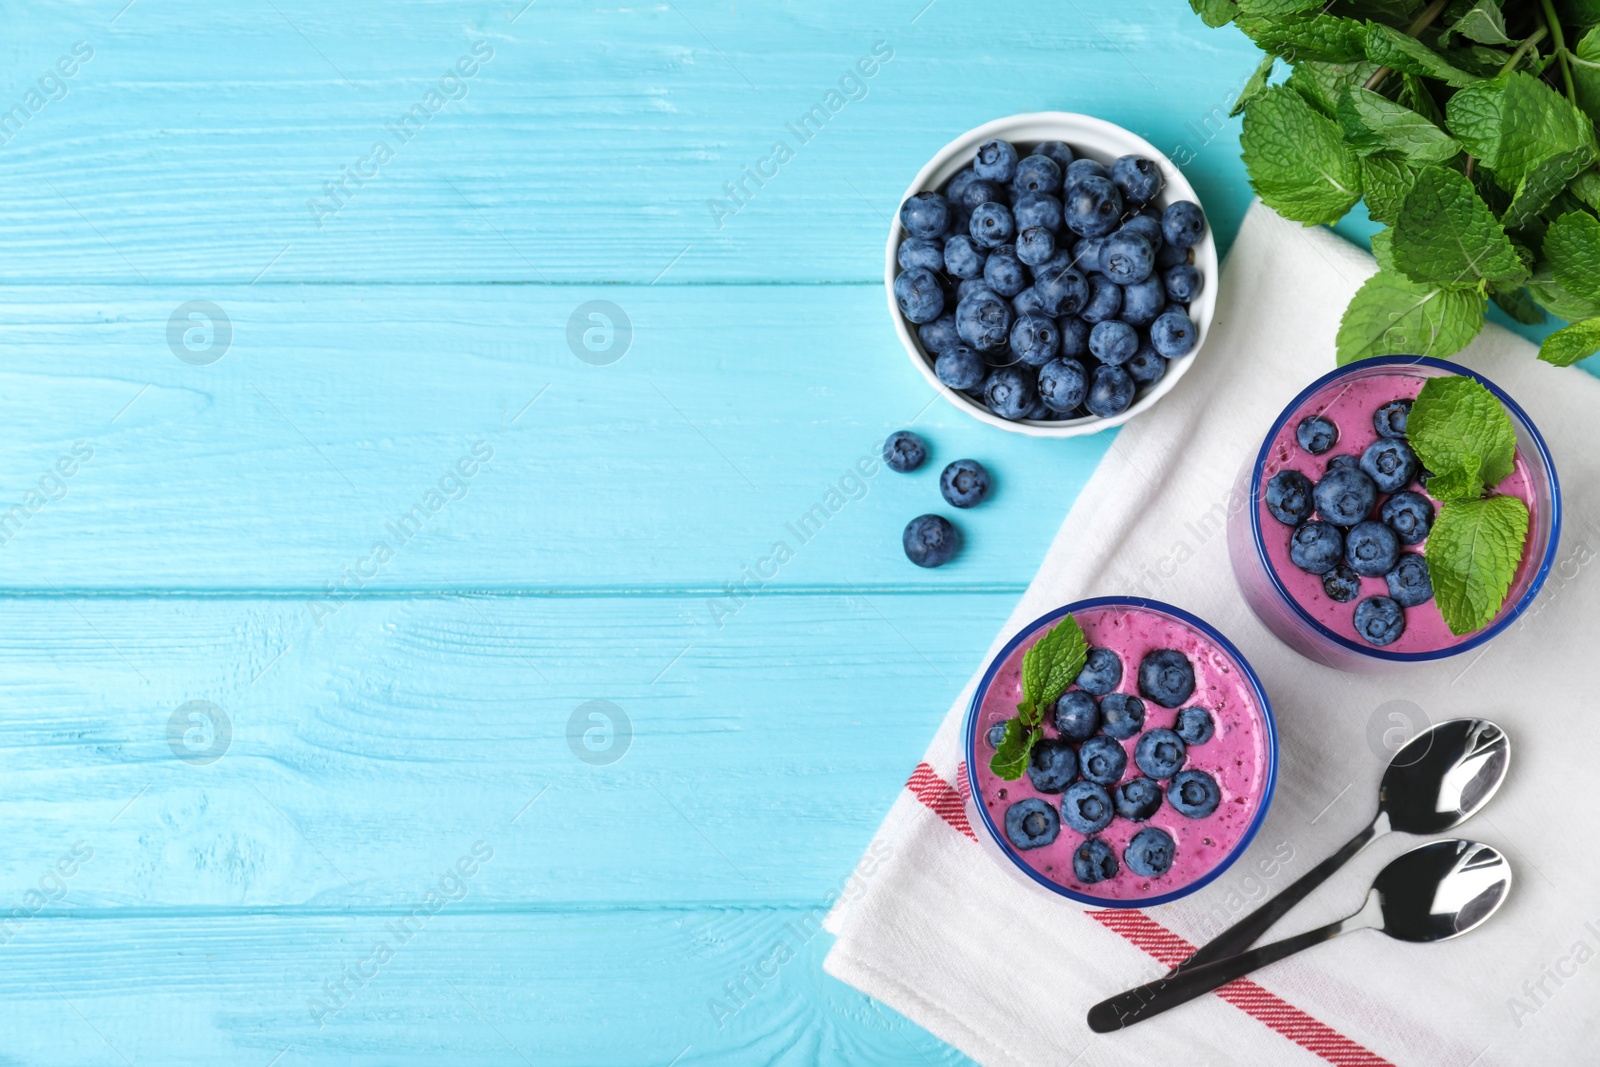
0,3,1579,1064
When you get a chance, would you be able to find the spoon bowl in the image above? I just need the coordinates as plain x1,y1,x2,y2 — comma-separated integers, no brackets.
1375,839,1511,943
1381,719,1510,836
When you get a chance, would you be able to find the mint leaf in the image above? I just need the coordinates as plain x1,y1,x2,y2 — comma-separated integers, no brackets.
1287,59,1384,118
1335,269,1486,364
1571,24,1600,125
1446,0,1513,46
1361,152,1419,224
1231,53,1277,118
1241,86,1364,225
1527,275,1600,322
1236,12,1368,63
1364,23,1481,88
1538,317,1600,366
1489,284,1544,325
1570,170,1600,213
1446,73,1597,188
1019,615,1087,723
1337,88,1461,164
1426,495,1530,635
989,719,1037,781
1503,147,1598,232
1543,211,1600,306
1237,0,1322,13
1407,374,1517,499
1391,166,1525,288
1188,0,1237,28
1370,227,1395,271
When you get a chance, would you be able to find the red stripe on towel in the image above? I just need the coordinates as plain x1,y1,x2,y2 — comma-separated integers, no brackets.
904,763,1395,1067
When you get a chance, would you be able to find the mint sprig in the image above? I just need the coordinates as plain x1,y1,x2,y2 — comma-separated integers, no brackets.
989,614,1087,781
1406,375,1530,636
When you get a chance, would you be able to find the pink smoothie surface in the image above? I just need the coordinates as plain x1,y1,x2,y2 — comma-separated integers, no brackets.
970,605,1270,901
1257,371,1537,653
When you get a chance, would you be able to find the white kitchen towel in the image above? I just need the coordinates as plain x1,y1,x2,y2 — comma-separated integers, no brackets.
824,201,1600,1067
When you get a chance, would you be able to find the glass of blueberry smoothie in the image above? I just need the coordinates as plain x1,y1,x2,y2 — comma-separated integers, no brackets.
964,598,1277,907
1228,356,1560,671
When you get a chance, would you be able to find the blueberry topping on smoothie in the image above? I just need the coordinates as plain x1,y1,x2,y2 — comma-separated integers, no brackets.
1360,438,1419,494
1373,399,1411,438
1313,467,1377,526
1004,798,1060,850
1053,690,1101,741
1168,769,1221,818
1296,415,1338,454
1078,735,1128,786
1125,826,1176,877
1137,648,1195,708
1326,454,1359,472
1265,470,1314,526
1076,647,1123,695
1290,521,1344,575
986,722,1008,748
1381,491,1434,545
1026,738,1079,794
1073,838,1119,883
1345,520,1400,578
1113,777,1163,821
1321,564,1361,603
1134,728,1187,779
1353,595,1406,646
1386,554,1434,608
1062,781,1114,834
1174,706,1214,745
1100,693,1146,739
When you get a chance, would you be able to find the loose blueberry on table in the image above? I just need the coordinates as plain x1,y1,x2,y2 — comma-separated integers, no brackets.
898,138,1207,424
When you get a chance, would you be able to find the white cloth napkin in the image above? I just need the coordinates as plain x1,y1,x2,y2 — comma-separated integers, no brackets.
824,202,1600,1067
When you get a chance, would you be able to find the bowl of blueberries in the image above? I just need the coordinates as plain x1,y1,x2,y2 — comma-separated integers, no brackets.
886,113,1217,437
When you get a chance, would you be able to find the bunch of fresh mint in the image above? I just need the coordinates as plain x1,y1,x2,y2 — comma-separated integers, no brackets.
990,615,1087,780
1407,374,1530,633
1192,0,1600,368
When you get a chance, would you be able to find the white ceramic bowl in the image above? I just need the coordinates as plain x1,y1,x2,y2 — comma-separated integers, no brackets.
886,113,1219,437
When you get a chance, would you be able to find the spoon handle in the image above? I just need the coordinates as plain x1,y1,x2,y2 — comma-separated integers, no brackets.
1088,918,1350,1032
1169,815,1384,974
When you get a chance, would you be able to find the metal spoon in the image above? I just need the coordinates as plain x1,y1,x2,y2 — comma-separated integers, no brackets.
1171,717,1509,974
1088,839,1511,1031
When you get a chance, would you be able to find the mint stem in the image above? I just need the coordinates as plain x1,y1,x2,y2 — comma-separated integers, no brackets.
1362,0,1452,92
1499,25,1550,75
1538,0,1578,104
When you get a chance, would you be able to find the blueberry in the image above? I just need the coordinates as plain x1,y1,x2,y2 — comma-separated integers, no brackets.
969,202,1017,250
1322,564,1361,602
1034,264,1091,317
1386,553,1433,607
1089,320,1139,365
1003,797,1060,850
974,139,1020,183
1353,595,1406,646
1360,438,1419,494
1290,521,1344,575
1085,364,1136,418
1078,735,1128,785
956,290,1014,352
1015,225,1057,267
1162,200,1206,248
1174,706,1214,745
918,313,960,355
1100,693,1146,739
935,345,986,390
1381,491,1434,545
1080,273,1124,324
942,234,987,279
1054,690,1101,741
1009,314,1061,367
1066,158,1110,184
1138,648,1195,708
1126,344,1168,385
1114,777,1163,821
1134,730,1186,781
1164,264,1203,303
956,279,997,305
898,237,944,273
1374,399,1412,438
899,192,951,239
1111,154,1164,204
982,366,1036,420
902,514,959,568
1313,467,1378,526
1012,286,1045,318
940,459,990,508
1027,737,1079,794
1062,781,1114,834
944,167,979,206
1156,241,1191,269
1120,276,1167,326
986,721,1008,748
893,267,944,324
1150,308,1198,358
1012,192,1064,233
1012,153,1062,196
1326,454,1359,472
1022,395,1051,422
1064,176,1124,238
1073,838,1119,883
1070,235,1108,273
1119,213,1164,250
1058,315,1090,358
1167,769,1221,819
1296,415,1338,455
1101,231,1155,285
1033,141,1075,168
983,246,1028,297
1346,520,1400,578
1037,357,1088,412
1076,647,1123,695
1265,470,1314,526
1125,826,1176,877
958,179,1005,214
882,430,927,472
